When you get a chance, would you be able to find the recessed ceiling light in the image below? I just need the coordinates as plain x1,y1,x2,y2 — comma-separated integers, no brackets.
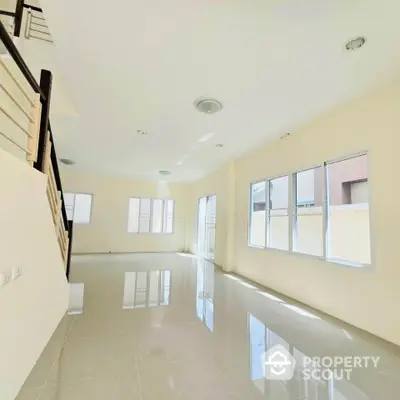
198,132,215,142
194,98,223,114
216,143,224,148
159,170,171,176
59,158,75,166
137,129,147,135
344,36,366,51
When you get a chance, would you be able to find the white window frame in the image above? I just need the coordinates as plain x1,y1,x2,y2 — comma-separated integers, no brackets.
63,192,93,225
247,151,372,268
127,197,175,234
266,174,289,251
291,165,324,258
248,180,267,249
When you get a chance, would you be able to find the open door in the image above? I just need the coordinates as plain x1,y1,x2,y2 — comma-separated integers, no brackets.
197,195,216,261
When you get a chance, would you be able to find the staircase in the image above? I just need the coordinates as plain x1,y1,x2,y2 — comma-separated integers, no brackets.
0,4,74,399
0,13,72,276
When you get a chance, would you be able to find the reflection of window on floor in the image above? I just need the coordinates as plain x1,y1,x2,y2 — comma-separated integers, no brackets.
248,313,368,400
196,263,214,332
249,314,266,382
123,270,171,309
249,314,290,382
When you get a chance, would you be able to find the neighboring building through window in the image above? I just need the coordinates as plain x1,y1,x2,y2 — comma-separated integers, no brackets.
249,181,266,247
128,198,174,234
268,176,289,250
247,152,371,266
293,167,324,257
63,193,92,224
326,154,370,264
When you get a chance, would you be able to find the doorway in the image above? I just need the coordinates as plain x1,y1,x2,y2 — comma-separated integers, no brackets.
197,195,216,260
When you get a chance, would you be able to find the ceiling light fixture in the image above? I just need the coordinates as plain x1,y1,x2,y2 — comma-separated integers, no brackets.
344,36,366,51
198,132,215,143
59,158,76,166
216,143,224,148
158,170,171,176
194,98,223,114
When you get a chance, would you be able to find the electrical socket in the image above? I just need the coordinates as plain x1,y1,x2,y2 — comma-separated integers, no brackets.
12,267,22,281
0,269,13,287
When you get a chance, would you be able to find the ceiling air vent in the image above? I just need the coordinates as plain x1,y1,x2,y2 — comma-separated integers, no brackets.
59,158,76,166
194,98,223,114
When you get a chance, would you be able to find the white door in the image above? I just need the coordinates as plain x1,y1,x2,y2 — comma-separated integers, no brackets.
197,197,207,257
197,195,216,260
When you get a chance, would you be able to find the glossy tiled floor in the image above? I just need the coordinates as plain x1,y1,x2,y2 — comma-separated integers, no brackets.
17,253,400,399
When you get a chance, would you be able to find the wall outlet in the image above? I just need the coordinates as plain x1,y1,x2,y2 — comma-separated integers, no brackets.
12,267,22,281
0,272,7,287
0,269,13,287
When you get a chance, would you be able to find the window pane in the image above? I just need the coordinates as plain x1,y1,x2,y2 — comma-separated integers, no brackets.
128,198,140,233
268,176,289,250
294,167,324,256
63,192,75,221
152,199,163,233
163,199,174,233
139,198,151,233
148,271,160,307
327,154,370,264
73,194,92,224
249,181,266,247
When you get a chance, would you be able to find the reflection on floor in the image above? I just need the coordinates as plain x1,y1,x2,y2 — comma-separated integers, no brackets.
123,270,171,309
16,253,400,400
196,262,214,332
67,283,84,315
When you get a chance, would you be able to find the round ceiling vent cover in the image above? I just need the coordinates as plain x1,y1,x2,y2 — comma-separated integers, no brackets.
194,98,223,114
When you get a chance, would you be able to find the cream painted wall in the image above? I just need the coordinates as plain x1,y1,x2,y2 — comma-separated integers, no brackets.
251,206,370,263
186,76,400,346
60,169,187,254
0,149,69,400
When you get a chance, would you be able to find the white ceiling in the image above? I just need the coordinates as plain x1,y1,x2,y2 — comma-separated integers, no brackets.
38,0,400,181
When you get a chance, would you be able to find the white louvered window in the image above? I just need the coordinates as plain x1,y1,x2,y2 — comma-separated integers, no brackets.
128,198,175,234
63,193,92,224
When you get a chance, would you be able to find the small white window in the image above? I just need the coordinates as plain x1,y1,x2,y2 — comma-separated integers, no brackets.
128,198,174,234
152,199,163,233
128,198,140,233
63,193,92,224
63,193,75,221
139,198,151,233
163,199,174,234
